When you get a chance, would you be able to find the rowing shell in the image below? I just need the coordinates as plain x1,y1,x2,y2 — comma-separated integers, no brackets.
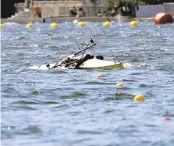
29,58,124,70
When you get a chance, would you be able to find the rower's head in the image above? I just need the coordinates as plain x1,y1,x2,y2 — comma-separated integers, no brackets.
85,54,94,59
96,55,104,60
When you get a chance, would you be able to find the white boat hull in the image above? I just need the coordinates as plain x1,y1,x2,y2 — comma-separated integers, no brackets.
29,58,124,70
79,58,123,69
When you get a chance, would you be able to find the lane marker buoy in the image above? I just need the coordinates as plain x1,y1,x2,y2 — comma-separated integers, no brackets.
97,73,104,78
77,21,86,27
134,95,145,102
0,24,5,29
103,21,112,27
26,23,34,28
51,23,58,28
130,21,139,27
116,83,124,88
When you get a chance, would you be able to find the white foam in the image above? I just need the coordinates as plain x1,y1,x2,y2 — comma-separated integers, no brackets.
73,19,78,24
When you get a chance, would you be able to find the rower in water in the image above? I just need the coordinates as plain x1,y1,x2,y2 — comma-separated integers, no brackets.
53,54,95,69
53,54,104,69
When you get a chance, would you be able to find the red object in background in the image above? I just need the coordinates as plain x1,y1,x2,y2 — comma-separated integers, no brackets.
154,12,173,24
34,7,40,16
164,117,171,121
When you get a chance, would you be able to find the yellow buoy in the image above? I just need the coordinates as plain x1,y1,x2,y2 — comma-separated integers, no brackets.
77,21,86,27
1,54,6,57
97,73,104,78
134,95,145,102
130,21,139,27
60,55,66,59
116,83,124,87
0,24,4,29
26,23,34,28
32,90,40,95
103,21,112,27
51,23,58,28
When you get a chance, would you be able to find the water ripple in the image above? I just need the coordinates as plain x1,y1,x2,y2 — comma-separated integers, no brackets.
1,22,174,146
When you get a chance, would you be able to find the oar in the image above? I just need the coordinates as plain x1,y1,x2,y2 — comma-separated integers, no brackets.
74,38,81,50
53,38,96,68
77,38,95,57
81,39,94,57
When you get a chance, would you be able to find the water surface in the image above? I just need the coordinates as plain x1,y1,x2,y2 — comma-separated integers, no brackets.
1,22,174,146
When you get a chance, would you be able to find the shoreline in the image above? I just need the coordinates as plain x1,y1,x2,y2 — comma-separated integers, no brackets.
1,17,155,24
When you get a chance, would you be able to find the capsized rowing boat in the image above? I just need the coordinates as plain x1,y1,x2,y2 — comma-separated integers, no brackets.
29,58,124,70
29,38,124,70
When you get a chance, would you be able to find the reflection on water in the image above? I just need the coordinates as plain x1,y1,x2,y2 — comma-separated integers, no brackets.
1,22,174,146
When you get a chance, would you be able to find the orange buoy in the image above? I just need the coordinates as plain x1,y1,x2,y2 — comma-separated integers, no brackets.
154,12,173,24
97,73,104,78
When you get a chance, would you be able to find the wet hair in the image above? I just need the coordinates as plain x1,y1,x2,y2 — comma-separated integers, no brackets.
79,7,83,11
96,55,104,60
85,54,94,59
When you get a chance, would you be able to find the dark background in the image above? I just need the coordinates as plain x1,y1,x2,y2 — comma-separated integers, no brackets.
1,0,25,18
